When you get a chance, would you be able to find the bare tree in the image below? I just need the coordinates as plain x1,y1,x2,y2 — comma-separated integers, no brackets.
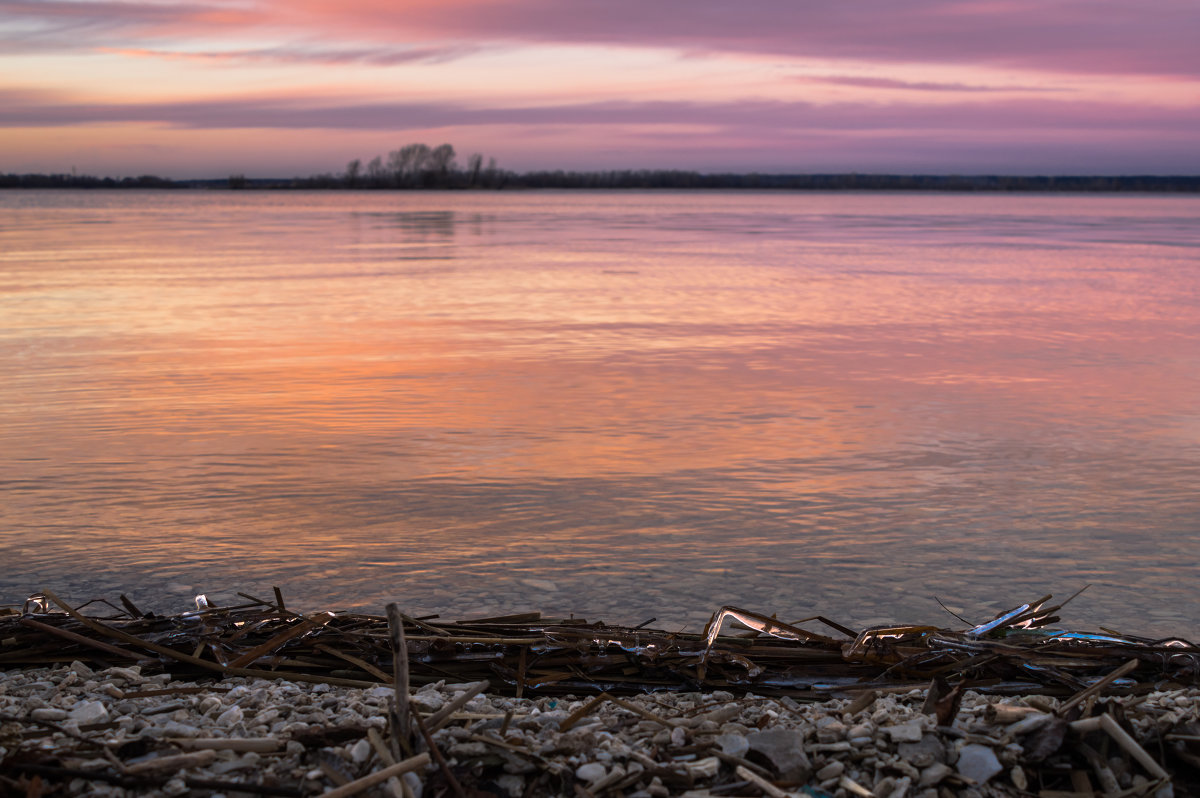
429,144,456,183
467,153,483,187
344,158,361,188
388,143,431,186
366,156,386,186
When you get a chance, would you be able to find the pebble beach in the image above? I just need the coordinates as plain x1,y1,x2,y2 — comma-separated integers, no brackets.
3,660,1193,797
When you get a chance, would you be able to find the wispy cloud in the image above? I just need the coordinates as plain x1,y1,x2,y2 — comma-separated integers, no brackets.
5,93,1197,137
100,44,483,67
277,0,1200,78
802,75,1065,94
0,0,262,32
5,0,1200,78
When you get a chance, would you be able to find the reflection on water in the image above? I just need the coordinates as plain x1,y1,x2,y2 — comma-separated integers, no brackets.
1,190,1198,634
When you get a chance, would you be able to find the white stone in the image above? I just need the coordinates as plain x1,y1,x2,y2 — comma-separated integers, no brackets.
919,763,953,787
105,667,141,684
884,722,924,743
496,774,525,798
349,738,373,764
68,701,109,725
30,707,68,722
411,692,445,712
816,761,845,781
216,705,244,727
716,731,748,758
575,762,607,783
955,744,1002,785
159,721,202,737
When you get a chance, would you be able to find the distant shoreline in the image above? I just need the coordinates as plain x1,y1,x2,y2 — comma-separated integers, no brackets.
4,172,1199,193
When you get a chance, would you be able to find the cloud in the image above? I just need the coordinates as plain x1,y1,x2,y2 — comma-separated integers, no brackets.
4,0,1200,78
0,0,261,32
802,76,1065,94
277,0,1200,78
100,44,483,67
0,0,267,54
5,93,1197,138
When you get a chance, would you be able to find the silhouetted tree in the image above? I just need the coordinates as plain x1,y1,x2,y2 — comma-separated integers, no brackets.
344,158,362,188
365,156,386,187
428,143,456,185
388,143,431,186
466,153,483,186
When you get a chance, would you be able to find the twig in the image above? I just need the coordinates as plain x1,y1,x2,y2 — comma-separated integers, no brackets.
608,695,679,728
125,749,218,775
316,753,430,798
558,692,610,732
0,712,108,749
315,643,392,684
412,709,465,798
1057,659,1140,716
228,612,333,669
426,680,491,733
386,602,412,757
169,737,283,752
183,777,303,797
18,617,142,661
1097,713,1169,780
735,765,788,798
367,727,409,798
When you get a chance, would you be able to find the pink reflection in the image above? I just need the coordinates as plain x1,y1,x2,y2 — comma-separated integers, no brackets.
1,191,1199,631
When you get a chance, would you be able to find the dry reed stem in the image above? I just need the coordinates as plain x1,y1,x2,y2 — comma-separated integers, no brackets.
316,753,430,798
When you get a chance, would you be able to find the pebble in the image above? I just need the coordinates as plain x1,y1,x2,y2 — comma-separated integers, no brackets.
715,731,748,757
575,762,606,782
745,728,811,781
919,762,954,787
349,737,373,763
30,707,68,722
68,700,108,725
3,662,1196,797
897,734,946,768
216,704,243,727
816,760,845,780
884,721,924,743
956,743,1003,785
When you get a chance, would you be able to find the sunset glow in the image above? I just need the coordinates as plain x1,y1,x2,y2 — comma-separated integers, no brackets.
2,1,1199,176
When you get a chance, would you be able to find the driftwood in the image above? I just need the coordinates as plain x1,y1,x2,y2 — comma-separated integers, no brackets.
2,589,1197,700
3,589,1200,797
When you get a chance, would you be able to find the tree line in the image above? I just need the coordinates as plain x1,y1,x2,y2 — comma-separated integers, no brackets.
0,173,182,189
3,145,1199,194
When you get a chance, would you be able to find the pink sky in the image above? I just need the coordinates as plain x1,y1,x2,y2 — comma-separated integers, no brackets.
1,0,1198,177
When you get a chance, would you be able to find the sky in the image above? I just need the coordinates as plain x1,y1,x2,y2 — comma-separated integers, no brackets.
2,0,1199,178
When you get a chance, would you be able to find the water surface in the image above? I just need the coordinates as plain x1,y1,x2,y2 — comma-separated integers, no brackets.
2,190,1198,634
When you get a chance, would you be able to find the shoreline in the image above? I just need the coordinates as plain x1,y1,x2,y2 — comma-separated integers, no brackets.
2,593,1197,796
2,663,1192,797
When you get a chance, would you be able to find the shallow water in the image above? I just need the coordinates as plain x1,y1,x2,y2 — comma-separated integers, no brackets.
2,190,1198,635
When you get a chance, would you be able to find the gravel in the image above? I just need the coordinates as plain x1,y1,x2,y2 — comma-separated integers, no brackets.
1,663,1192,797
